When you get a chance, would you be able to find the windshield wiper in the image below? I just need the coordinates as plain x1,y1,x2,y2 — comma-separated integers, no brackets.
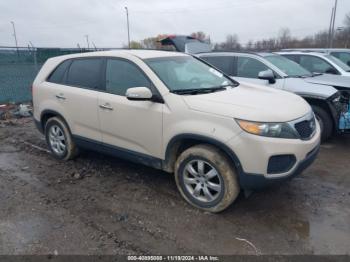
171,85,232,95
285,75,311,78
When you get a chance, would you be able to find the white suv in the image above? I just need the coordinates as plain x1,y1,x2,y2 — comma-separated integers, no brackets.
33,50,321,212
278,51,350,77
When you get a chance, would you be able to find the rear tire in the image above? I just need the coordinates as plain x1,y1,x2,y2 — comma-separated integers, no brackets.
312,106,333,141
174,144,240,213
45,117,79,161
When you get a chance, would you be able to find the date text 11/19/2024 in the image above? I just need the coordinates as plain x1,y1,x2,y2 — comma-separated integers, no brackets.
127,255,219,261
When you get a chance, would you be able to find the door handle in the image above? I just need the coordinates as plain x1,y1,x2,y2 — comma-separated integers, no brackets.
99,103,114,110
55,94,66,100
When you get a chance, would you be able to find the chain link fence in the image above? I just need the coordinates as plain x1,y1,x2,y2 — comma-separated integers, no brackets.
0,47,109,103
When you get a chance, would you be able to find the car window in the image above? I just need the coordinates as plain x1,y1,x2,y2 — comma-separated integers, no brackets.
299,55,338,74
236,57,269,78
145,56,235,91
325,54,350,72
66,58,103,89
47,60,71,84
265,55,311,77
105,59,151,96
330,52,350,66
282,54,300,63
200,56,233,75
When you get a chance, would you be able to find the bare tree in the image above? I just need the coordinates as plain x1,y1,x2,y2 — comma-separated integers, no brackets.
278,28,292,49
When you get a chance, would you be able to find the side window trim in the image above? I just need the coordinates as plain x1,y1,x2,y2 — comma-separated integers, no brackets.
231,56,238,76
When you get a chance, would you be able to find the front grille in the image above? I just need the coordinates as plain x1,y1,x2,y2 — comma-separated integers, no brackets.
294,117,316,140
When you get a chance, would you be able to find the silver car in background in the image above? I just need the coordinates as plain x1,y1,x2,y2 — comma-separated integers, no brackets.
197,52,350,141
282,48,350,67
278,51,350,77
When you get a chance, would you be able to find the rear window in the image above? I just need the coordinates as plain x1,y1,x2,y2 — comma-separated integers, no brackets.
66,58,103,89
47,60,71,84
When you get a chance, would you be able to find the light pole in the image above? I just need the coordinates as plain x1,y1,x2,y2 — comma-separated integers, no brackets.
125,6,130,48
330,0,338,48
10,21,19,55
85,34,90,49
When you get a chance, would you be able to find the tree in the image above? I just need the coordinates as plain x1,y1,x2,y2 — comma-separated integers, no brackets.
129,41,143,49
278,28,292,49
216,34,241,50
190,31,210,43
345,12,350,28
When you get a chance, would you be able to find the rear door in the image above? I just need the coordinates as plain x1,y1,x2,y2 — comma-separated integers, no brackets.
45,57,103,142
98,58,163,158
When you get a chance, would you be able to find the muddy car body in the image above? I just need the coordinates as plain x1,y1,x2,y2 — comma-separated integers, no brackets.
33,50,320,212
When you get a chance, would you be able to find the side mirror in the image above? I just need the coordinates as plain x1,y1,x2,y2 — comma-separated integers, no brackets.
126,87,153,101
258,69,276,84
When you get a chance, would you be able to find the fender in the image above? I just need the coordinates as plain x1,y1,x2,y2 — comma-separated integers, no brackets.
163,133,244,174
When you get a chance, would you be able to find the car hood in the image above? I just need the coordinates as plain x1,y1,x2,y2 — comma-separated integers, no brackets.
304,74,350,90
182,82,311,122
283,77,338,98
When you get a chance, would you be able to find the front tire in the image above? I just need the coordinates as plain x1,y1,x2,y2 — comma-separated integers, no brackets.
45,117,79,161
174,144,240,213
312,106,333,141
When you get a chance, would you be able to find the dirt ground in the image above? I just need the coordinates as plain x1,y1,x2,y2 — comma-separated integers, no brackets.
0,118,349,255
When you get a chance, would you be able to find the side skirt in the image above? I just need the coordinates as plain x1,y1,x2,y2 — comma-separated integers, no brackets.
72,135,164,170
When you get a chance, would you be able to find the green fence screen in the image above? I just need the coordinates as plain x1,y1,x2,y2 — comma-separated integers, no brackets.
0,47,108,103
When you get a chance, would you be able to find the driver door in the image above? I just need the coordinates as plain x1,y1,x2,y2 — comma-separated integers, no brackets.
98,58,163,158
233,56,285,89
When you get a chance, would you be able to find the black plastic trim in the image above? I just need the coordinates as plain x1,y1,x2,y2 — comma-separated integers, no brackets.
239,143,320,190
73,135,163,170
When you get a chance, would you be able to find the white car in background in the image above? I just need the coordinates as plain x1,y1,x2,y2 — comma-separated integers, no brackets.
278,51,350,77
282,48,350,67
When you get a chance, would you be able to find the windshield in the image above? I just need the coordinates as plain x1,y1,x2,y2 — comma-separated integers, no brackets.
265,55,312,77
144,56,236,92
331,52,350,66
325,54,350,72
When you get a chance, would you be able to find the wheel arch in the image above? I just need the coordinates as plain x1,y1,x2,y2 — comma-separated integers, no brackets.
40,110,72,134
163,134,243,174
301,95,338,130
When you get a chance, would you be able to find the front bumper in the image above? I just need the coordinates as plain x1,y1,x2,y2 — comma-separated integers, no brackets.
226,121,321,190
238,143,320,190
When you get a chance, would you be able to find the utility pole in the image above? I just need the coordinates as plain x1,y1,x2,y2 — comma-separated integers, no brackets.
125,6,130,48
85,35,90,49
10,21,19,55
328,7,334,47
330,0,338,48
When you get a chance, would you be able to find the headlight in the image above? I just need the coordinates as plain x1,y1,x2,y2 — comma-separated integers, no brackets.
235,119,298,139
